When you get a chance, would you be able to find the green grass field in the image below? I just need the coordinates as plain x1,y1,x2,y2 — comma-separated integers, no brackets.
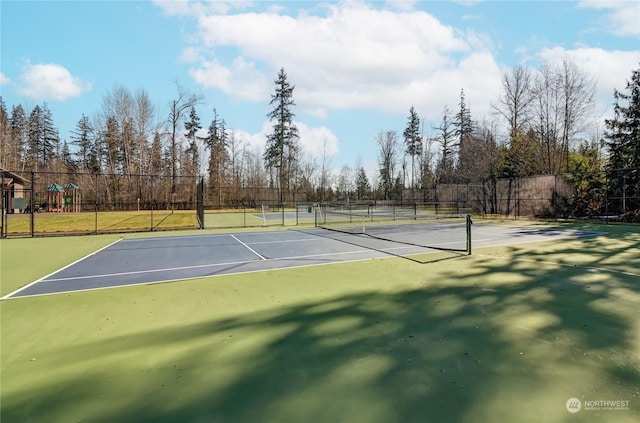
2,208,317,235
1,222,639,422
4,210,198,235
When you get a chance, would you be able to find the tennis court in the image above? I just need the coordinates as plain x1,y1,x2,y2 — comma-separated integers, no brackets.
1,220,638,423
4,222,599,299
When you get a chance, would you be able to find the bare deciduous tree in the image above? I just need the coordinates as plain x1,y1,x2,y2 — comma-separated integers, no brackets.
167,83,201,193
492,66,534,141
376,130,399,200
532,60,595,173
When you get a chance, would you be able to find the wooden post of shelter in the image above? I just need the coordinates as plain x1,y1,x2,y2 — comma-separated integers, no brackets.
64,183,80,212
46,183,64,212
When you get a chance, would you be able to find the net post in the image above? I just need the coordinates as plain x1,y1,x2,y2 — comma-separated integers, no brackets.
466,214,472,255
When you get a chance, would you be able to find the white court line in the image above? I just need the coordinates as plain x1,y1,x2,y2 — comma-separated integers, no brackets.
39,258,262,282
1,249,427,300
1,238,124,300
243,237,325,245
4,239,455,298
3,247,416,299
231,234,267,260
41,248,380,283
122,231,324,244
2,225,611,300
118,232,236,242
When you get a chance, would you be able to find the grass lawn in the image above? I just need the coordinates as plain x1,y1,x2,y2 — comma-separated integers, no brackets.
1,223,639,422
4,210,198,235
3,209,317,235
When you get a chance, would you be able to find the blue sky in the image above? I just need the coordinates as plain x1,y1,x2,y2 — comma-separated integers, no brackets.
1,0,639,176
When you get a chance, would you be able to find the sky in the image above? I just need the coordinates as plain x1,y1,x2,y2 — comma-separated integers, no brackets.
1,0,639,176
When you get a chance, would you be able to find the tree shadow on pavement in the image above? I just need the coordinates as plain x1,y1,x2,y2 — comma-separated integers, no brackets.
2,231,639,423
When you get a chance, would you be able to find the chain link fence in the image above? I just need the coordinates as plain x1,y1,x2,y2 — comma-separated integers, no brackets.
3,171,638,237
1,170,199,237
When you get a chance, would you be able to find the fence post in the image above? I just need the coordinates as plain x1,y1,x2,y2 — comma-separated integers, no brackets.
30,171,35,237
94,174,98,234
1,171,4,238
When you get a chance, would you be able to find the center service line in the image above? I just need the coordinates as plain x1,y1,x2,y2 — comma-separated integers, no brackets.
231,234,267,260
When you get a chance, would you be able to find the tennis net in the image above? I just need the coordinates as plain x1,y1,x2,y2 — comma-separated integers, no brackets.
315,204,472,254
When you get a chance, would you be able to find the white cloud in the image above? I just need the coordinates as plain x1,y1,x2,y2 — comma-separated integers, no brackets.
386,0,417,12
232,120,339,162
168,0,637,140
0,72,10,86
178,46,204,63
18,63,92,101
297,122,340,159
188,56,270,102
182,1,501,122
578,0,640,36
451,0,483,6
154,0,194,16
153,0,251,17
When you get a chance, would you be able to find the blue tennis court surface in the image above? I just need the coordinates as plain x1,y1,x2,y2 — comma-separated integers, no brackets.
4,224,599,299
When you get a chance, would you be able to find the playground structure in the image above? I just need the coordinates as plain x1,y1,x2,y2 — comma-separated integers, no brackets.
45,182,81,213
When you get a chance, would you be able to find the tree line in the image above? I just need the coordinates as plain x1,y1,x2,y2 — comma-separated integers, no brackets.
0,62,638,216
371,60,639,218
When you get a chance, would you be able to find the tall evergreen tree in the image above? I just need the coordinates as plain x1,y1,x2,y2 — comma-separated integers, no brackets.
0,98,13,169
26,104,58,171
149,131,164,176
434,106,457,183
25,105,43,171
403,106,421,189
455,89,476,181
355,167,371,200
604,65,640,212
102,116,121,175
70,114,96,171
184,106,202,176
455,89,474,141
41,104,59,169
204,108,229,203
9,104,27,170
60,140,75,170
264,68,300,202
